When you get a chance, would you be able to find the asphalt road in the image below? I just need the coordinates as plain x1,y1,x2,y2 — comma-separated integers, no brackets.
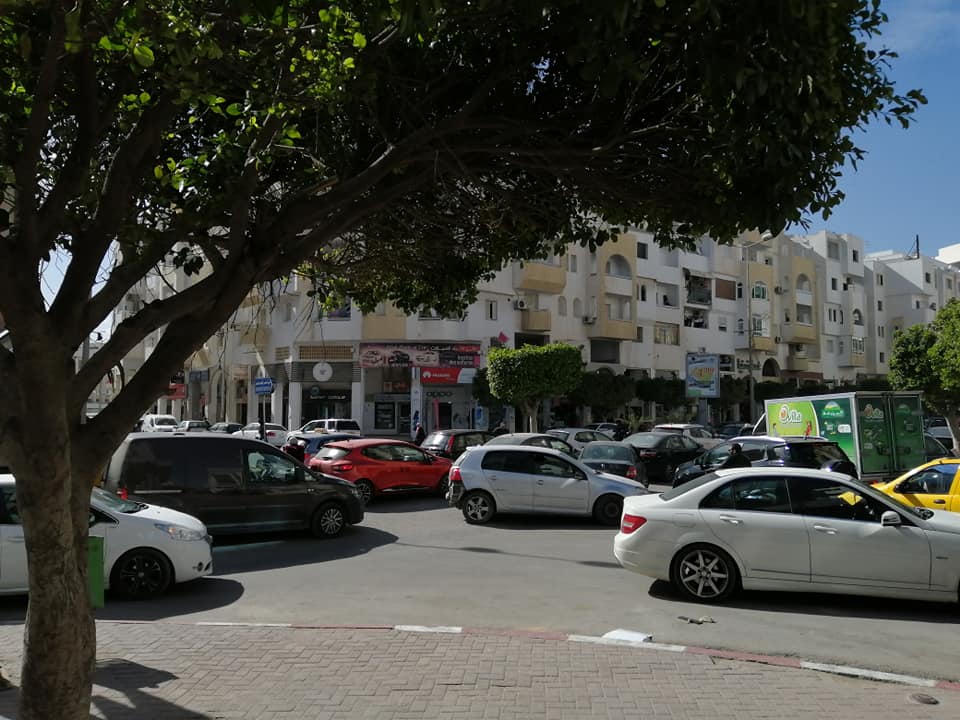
2,486,959,682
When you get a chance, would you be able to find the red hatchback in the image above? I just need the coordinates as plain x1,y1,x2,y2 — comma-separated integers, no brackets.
308,439,452,505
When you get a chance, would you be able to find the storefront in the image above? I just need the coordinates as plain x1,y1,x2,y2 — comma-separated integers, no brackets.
263,360,355,428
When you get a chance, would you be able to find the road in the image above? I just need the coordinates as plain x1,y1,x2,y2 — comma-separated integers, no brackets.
2,487,959,682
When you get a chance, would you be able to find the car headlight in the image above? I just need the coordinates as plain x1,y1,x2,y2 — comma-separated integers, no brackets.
155,523,207,541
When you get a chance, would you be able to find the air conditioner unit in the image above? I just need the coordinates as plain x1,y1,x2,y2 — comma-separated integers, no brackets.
513,299,528,311
582,315,597,325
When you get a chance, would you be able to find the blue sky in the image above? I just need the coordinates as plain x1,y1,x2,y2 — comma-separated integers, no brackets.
807,0,960,256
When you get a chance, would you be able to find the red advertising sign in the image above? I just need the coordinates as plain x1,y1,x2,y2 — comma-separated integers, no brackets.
166,383,187,400
359,343,481,369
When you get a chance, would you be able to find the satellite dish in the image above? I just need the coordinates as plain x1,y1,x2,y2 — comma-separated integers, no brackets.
312,362,333,382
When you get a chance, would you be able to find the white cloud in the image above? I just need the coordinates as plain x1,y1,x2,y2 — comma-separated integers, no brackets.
881,0,960,54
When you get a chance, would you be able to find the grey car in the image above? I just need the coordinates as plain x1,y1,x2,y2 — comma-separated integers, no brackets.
484,432,577,457
447,445,648,526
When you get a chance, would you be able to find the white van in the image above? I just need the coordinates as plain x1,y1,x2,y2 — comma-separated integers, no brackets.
139,414,178,432
298,418,361,435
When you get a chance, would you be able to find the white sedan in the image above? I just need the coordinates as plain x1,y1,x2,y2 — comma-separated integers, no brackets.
614,467,960,604
1,476,212,599
232,422,288,447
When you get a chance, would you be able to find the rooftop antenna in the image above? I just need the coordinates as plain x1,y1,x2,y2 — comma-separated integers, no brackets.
911,234,920,259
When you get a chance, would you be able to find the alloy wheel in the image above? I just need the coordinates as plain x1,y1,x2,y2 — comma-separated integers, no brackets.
116,553,168,598
464,494,493,522
355,480,373,505
677,548,731,599
319,506,345,535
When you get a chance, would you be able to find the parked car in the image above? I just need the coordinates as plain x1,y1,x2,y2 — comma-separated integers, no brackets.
420,429,493,460
232,422,288,447
714,422,754,440
925,416,948,429
622,432,703,483
585,422,620,437
484,432,577,458
544,428,614,453
614,466,960,604
209,422,244,434
672,436,857,487
578,441,649,488
1,475,212,599
308,438,452,505
177,420,210,433
652,423,722,449
925,433,954,462
874,459,960,512
101,434,363,538
294,418,362,437
138,414,178,433
928,425,956,452
447,445,648,526
282,432,361,465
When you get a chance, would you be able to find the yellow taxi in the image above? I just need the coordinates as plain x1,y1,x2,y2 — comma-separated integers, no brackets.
874,459,960,512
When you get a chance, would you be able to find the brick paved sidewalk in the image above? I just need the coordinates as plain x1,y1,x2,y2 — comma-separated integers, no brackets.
0,621,956,719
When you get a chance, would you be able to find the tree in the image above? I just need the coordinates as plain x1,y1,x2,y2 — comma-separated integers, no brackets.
487,344,583,431
635,377,687,417
569,370,637,418
0,1,922,716
889,301,960,432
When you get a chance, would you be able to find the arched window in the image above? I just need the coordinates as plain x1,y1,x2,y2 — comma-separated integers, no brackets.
558,297,567,316
796,274,811,292
852,309,863,326
573,298,583,317
604,254,631,278
751,281,768,300
640,285,647,302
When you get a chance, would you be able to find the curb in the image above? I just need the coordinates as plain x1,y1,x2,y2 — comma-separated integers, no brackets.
95,619,960,691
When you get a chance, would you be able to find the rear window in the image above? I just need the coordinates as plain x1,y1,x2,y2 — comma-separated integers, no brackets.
336,420,360,431
481,450,532,473
624,433,662,448
581,444,633,462
316,447,350,461
154,416,177,427
773,442,846,465
421,433,447,447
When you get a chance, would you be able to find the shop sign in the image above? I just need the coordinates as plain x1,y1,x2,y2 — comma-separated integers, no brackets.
166,383,187,400
308,386,348,401
359,343,481,369
420,367,477,384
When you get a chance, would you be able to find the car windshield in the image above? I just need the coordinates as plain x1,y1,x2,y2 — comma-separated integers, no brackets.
154,417,177,426
546,430,569,441
581,445,633,461
623,433,663,448
91,486,142,513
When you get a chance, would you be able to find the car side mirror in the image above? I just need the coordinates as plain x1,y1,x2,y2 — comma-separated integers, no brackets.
894,482,908,494
880,510,901,527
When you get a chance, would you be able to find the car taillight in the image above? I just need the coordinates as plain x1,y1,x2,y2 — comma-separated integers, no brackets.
449,467,463,483
626,466,637,479
621,514,647,534
638,449,657,459
266,431,276,437
118,487,128,500
332,462,354,472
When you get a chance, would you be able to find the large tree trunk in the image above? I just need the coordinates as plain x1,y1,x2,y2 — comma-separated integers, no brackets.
3,344,96,720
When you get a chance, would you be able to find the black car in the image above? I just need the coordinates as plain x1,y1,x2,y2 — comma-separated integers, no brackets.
623,432,703,483
420,429,493,459
672,436,858,487
579,441,649,487
102,434,364,537
483,432,578,458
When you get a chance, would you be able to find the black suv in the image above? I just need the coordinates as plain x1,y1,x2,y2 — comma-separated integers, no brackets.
102,434,364,537
420,429,493,459
672,436,858,487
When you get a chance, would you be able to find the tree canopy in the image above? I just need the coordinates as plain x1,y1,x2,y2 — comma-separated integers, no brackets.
889,300,960,419
569,370,637,415
486,344,583,431
0,1,924,718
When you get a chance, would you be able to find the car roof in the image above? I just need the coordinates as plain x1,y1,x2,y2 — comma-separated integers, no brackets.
472,445,570,458
653,423,704,429
490,433,556,440
712,466,853,480
320,438,414,449
583,440,630,447
425,429,488,436
0,474,13,486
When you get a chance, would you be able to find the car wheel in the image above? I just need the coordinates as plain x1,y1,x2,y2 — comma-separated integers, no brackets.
110,548,173,600
435,474,450,497
462,490,496,524
592,494,623,527
354,479,374,506
671,544,739,603
311,502,346,538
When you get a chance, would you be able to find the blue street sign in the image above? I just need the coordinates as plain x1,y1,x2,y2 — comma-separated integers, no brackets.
254,377,275,395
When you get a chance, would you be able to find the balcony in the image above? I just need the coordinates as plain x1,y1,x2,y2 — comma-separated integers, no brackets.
780,323,817,343
588,317,635,340
520,309,551,332
513,261,566,294
685,276,713,306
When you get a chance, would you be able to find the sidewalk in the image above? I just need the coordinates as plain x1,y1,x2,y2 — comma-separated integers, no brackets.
0,620,957,719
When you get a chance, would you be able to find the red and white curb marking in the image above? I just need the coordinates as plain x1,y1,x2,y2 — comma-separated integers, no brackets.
107,620,960,691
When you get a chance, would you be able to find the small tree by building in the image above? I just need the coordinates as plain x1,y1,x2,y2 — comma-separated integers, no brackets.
569,370,637,421
487,344,583,432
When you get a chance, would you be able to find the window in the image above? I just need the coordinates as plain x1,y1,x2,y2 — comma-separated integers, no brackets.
718,317,728,332
701,477,791,513
283,302,294,322
788,478,888,522
925,272,932,284
826,339,834,352
879,352,886,363
878,274,884,286
852,249,859,263
654,322,679,345
751,315,764,337
715,278,736,300
0,488,20,523
751,282,767,300
246,450,300,485
531,454,583,480
831,277,838,291
640,285,647,302
827,242,840,260
736,281,743,299
898,467,956,495
915,300,922,310
736,318,744,334
839,310,844,325
557,297,567,316
877,300,883,311
838,340,844,354
605,254,631,277
852,309,863,326
568,254,578,272
796,274,811,292
637,242,648,260
481,451,532,473
486,300,498,321
573,298,584,317
328,300,351,319
796,305,812,324
636,326,644,342
851,337,865,354
590,339,620,363
588,251,597,274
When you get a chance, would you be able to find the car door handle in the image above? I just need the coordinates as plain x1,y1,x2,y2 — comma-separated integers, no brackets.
813,524,837,534
718,515,741,525
933,499,946,505
537,479,544,485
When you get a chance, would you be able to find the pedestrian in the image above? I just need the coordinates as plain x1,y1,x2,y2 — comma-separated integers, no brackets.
491,420,508,436
414,423,427,445
719,443,752,469
614,417,629,441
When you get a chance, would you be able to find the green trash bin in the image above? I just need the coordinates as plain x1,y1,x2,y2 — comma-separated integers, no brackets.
87,536,105,609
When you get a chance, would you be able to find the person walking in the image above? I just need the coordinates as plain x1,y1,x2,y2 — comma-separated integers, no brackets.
719,443,752,469
414,423,427,445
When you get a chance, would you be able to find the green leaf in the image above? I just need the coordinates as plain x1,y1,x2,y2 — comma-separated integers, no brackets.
139,92,151,104
353,32,367,49
153,166,164,179
132,44,155,68
226,103,242,116
343,57,355,69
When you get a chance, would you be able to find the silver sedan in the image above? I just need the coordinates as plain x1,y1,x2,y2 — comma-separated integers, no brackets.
614,467,960,604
